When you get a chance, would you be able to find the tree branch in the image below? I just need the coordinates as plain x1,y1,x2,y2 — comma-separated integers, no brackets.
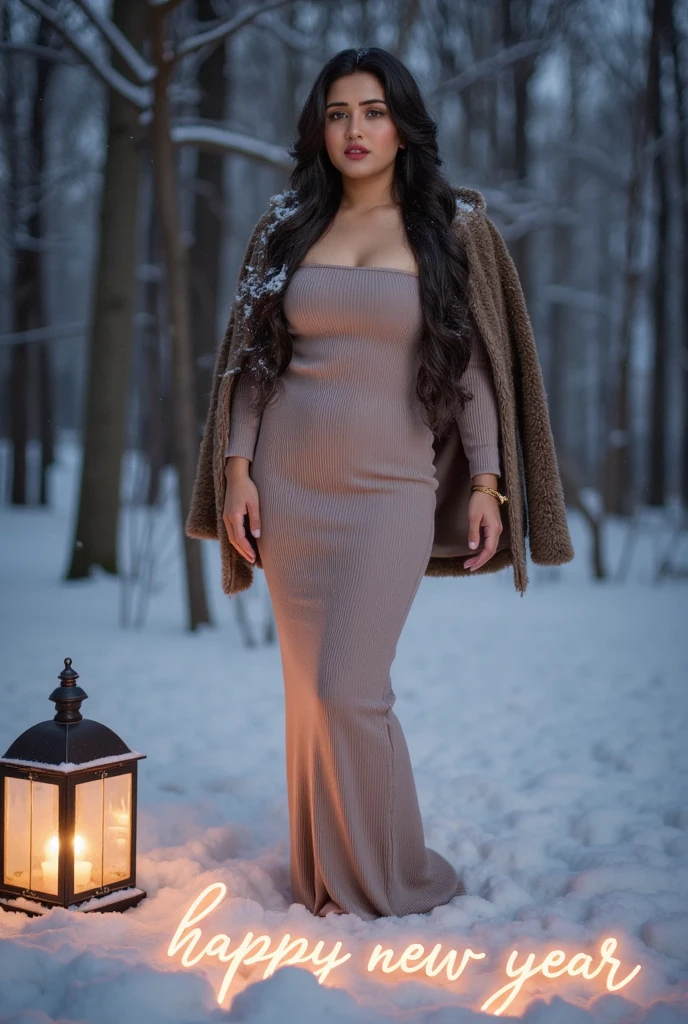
148,0,186,10
430,39,545,96
0,41,78,64
18,0,153,108
252,10,317,54
71,0,156,83
172,0,297,62
171,121,293,169
0,323,85,348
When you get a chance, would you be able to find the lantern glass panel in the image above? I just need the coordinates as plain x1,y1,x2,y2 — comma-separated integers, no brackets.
103,773,132,885
3,778,61,895
4,777,31,890
35,782,61,894
74,779,102,892
33,781,61,895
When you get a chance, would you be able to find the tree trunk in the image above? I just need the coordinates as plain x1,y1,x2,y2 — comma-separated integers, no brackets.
150,10,210,631
668,0,688,506
139,166,167,507
600,130,643,516
37,339,54,504
601,0,661,515
190,0,226,432
648,0,671,507
8,14,52,506
8,344,29,504
547,46,579,452
66,0,146,578
502,0,535,303
594,184,614,479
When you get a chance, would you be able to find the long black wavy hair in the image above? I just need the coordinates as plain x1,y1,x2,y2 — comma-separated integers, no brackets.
236,45,474,440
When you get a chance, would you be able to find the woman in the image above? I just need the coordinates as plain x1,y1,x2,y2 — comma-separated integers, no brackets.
186,47,574,920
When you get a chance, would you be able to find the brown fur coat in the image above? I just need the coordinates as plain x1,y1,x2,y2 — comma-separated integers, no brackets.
185,185,574,596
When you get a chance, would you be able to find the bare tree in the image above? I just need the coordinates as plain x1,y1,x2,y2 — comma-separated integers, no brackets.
498,0,578,297
5,11,54,507
647,0,673,507
602,0,663,516
547,42,580,452
667,0,688,506
20,0,296,629
189,0,227,431
66,0,147,578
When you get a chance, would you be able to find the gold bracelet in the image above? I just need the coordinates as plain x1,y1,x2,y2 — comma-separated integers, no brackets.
471,484,509,505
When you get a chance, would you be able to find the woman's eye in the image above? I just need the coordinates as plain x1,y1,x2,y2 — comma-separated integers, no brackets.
327,109,384,120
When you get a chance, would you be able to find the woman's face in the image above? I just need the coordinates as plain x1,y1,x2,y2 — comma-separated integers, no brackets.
323,72,404,181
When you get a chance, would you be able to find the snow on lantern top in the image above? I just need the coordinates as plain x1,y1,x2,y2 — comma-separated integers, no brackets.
1,658,139,770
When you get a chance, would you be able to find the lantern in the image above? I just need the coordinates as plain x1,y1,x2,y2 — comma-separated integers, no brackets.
0,657,146,916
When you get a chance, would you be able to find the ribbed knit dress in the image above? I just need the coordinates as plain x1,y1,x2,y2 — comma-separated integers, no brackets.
225,263,501,920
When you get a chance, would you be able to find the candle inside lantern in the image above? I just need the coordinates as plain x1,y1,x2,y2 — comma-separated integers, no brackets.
111,800,130,836
113,799,130,826
107,794,131,857
73,833,93,888
40,834,59,890
40,834,93,890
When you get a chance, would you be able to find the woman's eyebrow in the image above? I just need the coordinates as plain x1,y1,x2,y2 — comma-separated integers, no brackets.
325,98,387,109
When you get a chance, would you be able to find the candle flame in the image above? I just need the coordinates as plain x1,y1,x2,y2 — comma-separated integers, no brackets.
44,833,88,858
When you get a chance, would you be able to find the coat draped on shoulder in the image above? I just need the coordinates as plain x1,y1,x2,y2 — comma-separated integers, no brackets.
185,185,574,597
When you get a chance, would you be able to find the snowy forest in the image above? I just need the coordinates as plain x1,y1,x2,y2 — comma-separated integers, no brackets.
1,0,687,630
0,2,687,1023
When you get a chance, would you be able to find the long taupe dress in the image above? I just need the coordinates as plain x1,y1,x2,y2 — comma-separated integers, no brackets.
225,264,501,920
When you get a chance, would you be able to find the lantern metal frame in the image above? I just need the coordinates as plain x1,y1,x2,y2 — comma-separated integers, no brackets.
0,658,146,917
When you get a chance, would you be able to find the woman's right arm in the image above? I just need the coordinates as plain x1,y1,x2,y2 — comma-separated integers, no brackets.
224,372,262,462
223,373,263,562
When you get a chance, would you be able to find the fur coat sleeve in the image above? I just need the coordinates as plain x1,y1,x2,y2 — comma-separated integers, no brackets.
184,213,270,543
456,204,574,572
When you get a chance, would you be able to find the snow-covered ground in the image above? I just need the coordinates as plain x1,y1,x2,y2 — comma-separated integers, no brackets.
0,436,687,1023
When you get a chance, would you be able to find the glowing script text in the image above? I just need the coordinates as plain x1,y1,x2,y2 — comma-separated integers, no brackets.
167,882,642,1014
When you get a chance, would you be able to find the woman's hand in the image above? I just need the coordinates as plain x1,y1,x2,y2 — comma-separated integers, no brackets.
223,457,261,564
464,486,503,571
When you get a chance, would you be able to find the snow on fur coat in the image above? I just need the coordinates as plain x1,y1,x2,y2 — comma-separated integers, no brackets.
185,184,574,597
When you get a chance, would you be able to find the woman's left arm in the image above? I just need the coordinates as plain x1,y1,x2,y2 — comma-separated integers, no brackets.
456,317,501,479
457,318,504,569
